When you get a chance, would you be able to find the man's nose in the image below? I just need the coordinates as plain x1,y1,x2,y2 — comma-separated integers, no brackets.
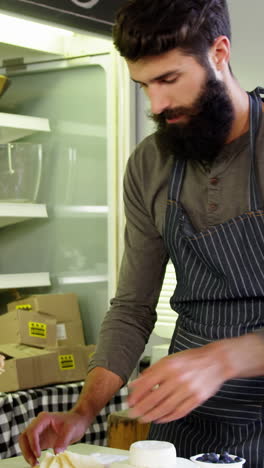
147,86,170,115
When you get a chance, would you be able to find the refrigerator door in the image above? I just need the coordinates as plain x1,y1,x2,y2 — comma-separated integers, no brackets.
0,50,133,344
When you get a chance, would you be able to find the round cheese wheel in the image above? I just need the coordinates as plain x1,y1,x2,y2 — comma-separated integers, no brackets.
129,441,177,468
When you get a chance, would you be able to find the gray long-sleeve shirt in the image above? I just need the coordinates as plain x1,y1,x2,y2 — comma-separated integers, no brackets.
88,113,264,384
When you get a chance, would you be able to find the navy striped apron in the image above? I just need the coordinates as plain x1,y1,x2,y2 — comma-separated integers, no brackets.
149,88,264,467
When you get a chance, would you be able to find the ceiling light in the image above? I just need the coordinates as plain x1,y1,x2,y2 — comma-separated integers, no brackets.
0,12,74,55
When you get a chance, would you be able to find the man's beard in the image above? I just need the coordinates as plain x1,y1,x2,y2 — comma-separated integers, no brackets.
151,69,235,162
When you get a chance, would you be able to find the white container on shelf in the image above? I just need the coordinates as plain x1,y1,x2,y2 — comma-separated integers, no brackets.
0,143,43,202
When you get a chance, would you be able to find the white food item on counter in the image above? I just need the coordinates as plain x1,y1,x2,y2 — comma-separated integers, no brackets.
129,441,177,468
109,459,196,468
109,463,133,468
39,452,60,468
39,450,105,468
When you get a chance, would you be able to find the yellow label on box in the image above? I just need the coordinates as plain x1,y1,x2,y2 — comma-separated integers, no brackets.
28,321,47,338
58,354,76,370
17,304,32,310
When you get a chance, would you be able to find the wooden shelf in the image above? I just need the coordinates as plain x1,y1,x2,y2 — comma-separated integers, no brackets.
0,272,51,289
0,203,48,227
0,113,50,144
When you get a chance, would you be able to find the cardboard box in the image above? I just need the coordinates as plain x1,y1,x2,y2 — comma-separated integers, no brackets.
56,320,85,347
8,293,81,323
0,344,52,392
0,309,57,348
0,343,96,393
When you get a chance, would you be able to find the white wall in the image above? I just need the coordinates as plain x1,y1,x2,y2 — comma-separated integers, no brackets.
228,0,264,90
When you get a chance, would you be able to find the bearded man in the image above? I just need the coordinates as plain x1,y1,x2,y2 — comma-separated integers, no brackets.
19,1,264,466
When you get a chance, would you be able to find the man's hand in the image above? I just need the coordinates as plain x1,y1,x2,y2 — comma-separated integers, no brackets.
19,367,123,466
127,341,234,423
19,410,90,467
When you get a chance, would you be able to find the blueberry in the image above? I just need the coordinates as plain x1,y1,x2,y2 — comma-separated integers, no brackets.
208,453,219,463
219,453,234,463
195,451,243,464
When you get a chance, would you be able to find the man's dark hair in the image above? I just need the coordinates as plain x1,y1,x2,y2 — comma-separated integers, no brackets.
113,0,231,66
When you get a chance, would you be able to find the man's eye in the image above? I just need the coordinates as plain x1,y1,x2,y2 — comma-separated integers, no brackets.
162,77,178,84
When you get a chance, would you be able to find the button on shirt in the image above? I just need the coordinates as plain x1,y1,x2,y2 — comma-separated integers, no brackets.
88,114,264,383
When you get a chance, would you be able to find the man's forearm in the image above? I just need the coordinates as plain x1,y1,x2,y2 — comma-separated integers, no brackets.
71,367,124,423
215,331,264,380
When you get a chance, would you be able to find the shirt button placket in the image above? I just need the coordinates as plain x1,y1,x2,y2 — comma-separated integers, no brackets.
208,176,220,225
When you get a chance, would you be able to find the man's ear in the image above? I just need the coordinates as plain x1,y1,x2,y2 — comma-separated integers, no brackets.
210,35,231,71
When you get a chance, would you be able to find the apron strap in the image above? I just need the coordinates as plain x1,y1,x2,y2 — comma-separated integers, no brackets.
248,87,264,210
167,159,185,202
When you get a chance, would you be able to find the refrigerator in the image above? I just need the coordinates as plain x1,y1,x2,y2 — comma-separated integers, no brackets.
0,10,135,345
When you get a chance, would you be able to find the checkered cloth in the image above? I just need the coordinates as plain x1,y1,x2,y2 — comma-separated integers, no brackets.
0,382,128,459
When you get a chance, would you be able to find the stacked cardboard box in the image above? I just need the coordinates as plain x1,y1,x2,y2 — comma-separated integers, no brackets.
0,293,96,392
7,293,85,347
0,309,57,348
0,343,96,393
